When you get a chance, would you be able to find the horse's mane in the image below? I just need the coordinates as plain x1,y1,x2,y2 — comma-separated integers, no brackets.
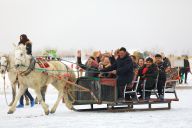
18,44,25,48
17,44,26,51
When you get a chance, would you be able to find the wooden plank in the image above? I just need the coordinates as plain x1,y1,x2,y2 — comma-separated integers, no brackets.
73,100,101,105
100,78,116,87
115,99,172,105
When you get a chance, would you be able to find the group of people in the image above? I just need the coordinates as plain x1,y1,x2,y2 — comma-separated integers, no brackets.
11,34,191,107
77,47,171,100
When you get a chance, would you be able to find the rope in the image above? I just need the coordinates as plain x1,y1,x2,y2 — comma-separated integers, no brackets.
60,58,102,72
18,63,110,74
34,56,104,73
3,75,9,106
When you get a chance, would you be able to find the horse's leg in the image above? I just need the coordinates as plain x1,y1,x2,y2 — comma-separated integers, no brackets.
61,82,74,110
35,86,47,104
63,89,74,110
35,85,47,104
41,86,47,102
50,90,63,114
34,88,49,115
35,97,38,104
9,82,17,106
24,94,29,105
8,85,27,114
50,82,64,114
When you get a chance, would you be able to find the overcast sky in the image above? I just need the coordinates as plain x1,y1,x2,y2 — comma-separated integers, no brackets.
0,0,192,55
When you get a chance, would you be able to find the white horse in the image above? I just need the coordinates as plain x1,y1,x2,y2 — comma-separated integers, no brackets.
0,54,45,106
0,54,20,106
8,44,76,115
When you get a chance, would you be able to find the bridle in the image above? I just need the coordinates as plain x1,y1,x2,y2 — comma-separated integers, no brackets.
0,56,9,72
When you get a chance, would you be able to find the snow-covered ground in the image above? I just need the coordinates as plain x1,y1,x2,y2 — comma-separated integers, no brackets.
0,70,192,128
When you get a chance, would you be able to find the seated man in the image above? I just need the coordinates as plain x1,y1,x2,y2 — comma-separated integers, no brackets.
155,54,169,100
137,57,158,100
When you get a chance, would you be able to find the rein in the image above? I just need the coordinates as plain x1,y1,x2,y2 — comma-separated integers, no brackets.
0,56,14,106
3,74,9,106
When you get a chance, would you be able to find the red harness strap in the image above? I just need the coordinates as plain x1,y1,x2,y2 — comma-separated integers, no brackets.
36,57,50,68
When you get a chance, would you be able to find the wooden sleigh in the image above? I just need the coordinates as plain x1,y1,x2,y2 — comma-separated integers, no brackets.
66,76,179,112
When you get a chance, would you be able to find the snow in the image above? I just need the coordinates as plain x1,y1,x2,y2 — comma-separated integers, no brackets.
0,73,192,128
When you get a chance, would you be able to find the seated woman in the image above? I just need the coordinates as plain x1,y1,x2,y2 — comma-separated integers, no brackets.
98,56,116,78
137,57,145,81
137,57,158,100
77,50,99,77
138,58,145,68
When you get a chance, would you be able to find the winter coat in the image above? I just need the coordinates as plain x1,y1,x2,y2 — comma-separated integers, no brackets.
77,57,99,77
156,61,168,81
138,65,145,79
142,64,158,89
184,59,190,72
18,41,32,55
109,55,116,65
163,57,171,67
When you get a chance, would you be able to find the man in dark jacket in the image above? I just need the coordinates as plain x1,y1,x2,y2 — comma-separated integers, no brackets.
100,47,134,100
183,56,190,84
155,54,169,100
137,57,158,99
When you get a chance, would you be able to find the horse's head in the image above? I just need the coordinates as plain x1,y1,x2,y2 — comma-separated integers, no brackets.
0,55,9,74
14,44,31,70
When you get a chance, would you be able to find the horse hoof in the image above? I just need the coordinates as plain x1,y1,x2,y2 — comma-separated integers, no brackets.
50,109,56,114
71,107,77,111
71,108,77,111
45,110,49,115
7,110,14,114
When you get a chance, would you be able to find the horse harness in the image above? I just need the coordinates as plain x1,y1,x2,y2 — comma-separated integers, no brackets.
19,57,36,76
